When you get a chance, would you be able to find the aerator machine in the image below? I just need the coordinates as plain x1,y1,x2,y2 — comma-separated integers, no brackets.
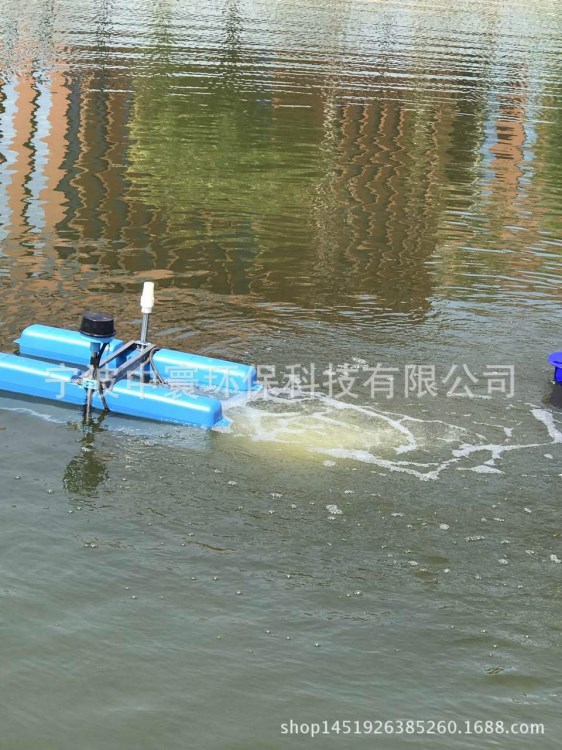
549,350,562,385
0,283,259,428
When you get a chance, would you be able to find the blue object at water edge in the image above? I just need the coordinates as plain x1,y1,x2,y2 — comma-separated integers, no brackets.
548,352,562,383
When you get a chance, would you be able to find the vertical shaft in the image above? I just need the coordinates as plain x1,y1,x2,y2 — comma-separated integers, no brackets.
84,344,100,422
140,312,150,346
139,282,155,347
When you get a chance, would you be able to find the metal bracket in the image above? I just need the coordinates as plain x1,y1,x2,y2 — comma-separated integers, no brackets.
75,341,160,391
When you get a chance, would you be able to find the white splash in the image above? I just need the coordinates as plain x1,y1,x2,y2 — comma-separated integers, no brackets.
465,465,504,474
531,409,562,443
219,388,562,481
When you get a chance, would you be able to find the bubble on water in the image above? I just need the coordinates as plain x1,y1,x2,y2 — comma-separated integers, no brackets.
228,480,238,486
550,554,561,564
439,523,450,530
343,489,354,495
323,460,336,467
498,558,508,565
326,504,342,515
465,535,485,542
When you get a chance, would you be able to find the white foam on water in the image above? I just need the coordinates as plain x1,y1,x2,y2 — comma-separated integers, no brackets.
465,465,504,475
531,408,562,443
316,448,459,481
222,390,562,481
0,404,68,425
222,390,443,461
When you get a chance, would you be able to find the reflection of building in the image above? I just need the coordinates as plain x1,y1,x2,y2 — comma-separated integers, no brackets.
488,74,534,234
0,67,169,274
438,69,547,296
0,18,555,326
0,72,71,247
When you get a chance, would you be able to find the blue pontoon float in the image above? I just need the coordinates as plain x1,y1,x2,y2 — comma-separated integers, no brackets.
0,283,258,428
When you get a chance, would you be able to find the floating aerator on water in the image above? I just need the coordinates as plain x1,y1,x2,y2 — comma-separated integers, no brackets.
548,351,562,385
0,283,259,428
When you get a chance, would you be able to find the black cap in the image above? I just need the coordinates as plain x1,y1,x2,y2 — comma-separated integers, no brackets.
79,311,116,339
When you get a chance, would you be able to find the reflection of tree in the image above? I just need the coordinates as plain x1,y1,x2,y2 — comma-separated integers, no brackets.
5,0,560,327
216,0,244,96
124,2,510,316
312,99,441,313
311,59,493,313
124,2,316,296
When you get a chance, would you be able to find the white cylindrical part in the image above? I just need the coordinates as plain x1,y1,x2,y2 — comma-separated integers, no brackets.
140,281,155,314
